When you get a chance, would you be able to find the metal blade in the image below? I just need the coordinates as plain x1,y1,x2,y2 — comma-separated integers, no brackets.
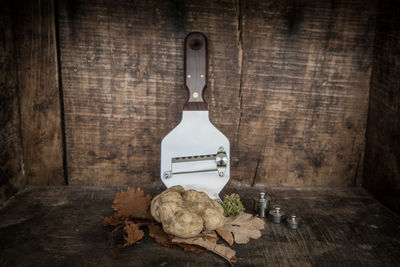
161,111,230,199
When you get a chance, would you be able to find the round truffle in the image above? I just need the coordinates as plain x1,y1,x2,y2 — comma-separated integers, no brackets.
150,187,225,238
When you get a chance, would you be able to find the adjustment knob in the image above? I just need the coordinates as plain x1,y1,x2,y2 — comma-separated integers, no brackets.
216,151,228,166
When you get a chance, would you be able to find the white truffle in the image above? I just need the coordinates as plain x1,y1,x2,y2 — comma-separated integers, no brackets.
203,207,225,231
150,186,225,238
163,209,203,238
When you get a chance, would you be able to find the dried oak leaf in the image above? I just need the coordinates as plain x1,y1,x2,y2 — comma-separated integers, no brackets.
148,224,206,254
217,213,265,244
172,236,236,264
176,242,208,254
112,187,152,218
103,213,123,226
119,221,145,248
215,229,234,246
198,231,219,243
148,223,169,244
201,231,218,238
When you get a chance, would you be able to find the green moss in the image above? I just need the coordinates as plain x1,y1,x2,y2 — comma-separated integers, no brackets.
221,193,245,217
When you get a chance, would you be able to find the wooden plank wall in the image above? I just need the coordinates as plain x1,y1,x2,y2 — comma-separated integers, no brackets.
57,0,241,186
0,0,64,206
57,0,376,187
0,1,25,205
234,0,376,187
0,0,379,200
14,0,64,185
363,0,400,213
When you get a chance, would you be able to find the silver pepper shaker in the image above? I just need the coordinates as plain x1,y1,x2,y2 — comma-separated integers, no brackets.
286,214,299,229
269,205,286,224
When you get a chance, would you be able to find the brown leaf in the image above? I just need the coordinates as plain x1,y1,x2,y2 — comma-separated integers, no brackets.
222,225,260,244
175,243,207,254
119,221,145,247
112,187,152,219
216,229,234,246
103,213,123,226
148,223,169,244
225,213,265,230
172,237,236,264
109,225,123,258
148,224,206,253
218,213,265,244
201,231,218,238
198,232,219,243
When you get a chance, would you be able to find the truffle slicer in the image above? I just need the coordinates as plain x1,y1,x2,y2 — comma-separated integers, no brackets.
160,32,230,200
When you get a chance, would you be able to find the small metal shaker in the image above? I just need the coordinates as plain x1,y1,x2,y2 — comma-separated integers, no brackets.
257,192,269,218
286,215,299,229
269,205,286,223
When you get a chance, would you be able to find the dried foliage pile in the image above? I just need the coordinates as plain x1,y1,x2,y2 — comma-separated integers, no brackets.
103,187,264,264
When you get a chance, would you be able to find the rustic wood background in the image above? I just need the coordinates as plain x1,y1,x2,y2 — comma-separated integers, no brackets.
58,0,376,187
0,2,24,204
3,0,398,210
363,0,400,213
0,0,64,204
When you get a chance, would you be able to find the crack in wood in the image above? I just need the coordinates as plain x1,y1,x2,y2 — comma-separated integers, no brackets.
54,0,69,185
251,157,261,187
235,0,244,146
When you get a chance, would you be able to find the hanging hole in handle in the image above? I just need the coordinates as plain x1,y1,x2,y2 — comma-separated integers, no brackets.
189,38,203,50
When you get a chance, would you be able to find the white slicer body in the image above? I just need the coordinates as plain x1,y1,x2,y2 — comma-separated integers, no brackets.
161,110,230,200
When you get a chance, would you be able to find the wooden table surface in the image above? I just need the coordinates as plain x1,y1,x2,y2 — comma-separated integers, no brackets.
0,185,399,266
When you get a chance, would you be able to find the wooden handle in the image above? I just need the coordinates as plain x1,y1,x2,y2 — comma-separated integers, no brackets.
183,32,208,110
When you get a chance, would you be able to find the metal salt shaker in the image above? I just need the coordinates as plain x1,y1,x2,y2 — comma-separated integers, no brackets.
286,215,299,229
269,205,286,224
258,192,269,218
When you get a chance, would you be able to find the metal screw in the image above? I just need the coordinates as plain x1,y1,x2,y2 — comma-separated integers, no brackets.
193,92,199,98
201,74,204,78
187,74,191,78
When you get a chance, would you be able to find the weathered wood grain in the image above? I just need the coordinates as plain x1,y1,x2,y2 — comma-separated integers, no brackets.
363,0,400,213
0,1,26,206
57,0,377,187
233,0,376,187
13,0,64,185
57,0,241,185
0,186,399,266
